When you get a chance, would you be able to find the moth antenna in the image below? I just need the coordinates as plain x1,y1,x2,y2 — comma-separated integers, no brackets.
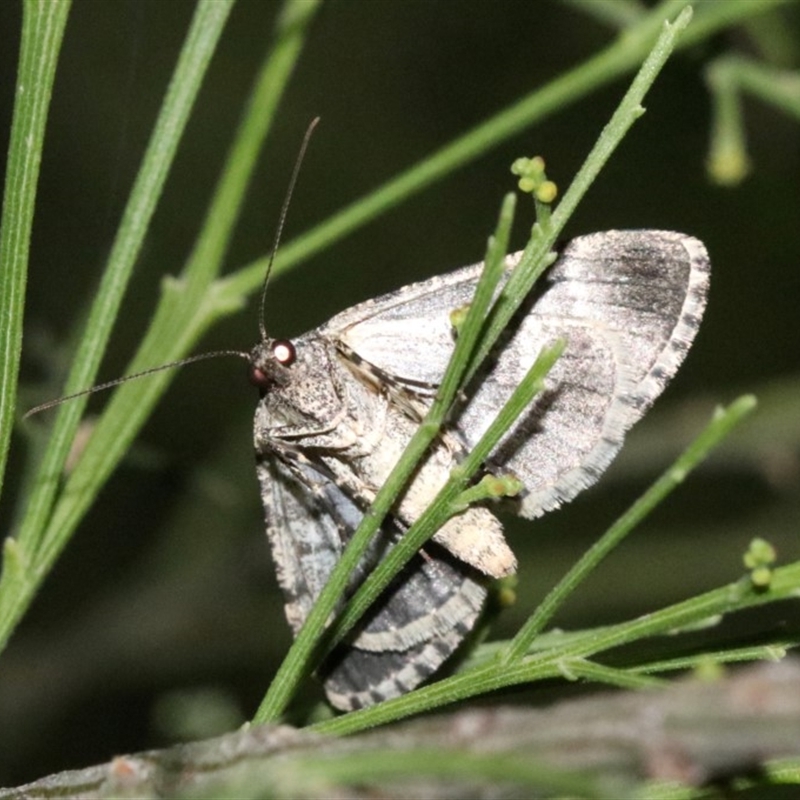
23,349,251,420
26,120,323,422
258,116,321,341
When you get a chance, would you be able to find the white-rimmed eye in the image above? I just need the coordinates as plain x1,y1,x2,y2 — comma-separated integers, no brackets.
272,339,296,366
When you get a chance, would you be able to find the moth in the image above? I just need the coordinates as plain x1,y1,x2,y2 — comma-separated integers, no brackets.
248,229,709,711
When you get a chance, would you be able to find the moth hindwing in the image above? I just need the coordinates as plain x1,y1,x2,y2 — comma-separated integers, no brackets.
251,229,709,711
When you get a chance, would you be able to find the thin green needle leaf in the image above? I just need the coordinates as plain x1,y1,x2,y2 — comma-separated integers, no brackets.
0,0,71,501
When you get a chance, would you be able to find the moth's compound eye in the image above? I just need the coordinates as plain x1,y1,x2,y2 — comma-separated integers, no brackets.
272,339,296,366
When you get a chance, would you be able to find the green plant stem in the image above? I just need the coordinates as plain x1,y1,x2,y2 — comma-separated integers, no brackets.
502,397,757,662
0,0,71,501
15,1,316,657
14,0,317,587
216,0,791,302
0,1,324,663
556,659,665,689
468,5,694,383
706,56,752,185
15,1,235,561
629,644,791,676
705,53,800,184
711,55,800,121
34,0,320,566
0,0,236,653
466,633,792,678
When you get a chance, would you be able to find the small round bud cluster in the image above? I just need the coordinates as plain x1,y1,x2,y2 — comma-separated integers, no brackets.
511,156,558,204
743,537,777,589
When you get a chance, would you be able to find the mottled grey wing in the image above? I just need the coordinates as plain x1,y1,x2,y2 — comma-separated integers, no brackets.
462,231,709,517
327,230,709,518
257,455,487,711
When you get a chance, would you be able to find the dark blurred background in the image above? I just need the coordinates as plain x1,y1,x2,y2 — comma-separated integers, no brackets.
1,0,798,787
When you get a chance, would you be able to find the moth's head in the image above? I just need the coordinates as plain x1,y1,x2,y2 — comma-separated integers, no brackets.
248,338,297,394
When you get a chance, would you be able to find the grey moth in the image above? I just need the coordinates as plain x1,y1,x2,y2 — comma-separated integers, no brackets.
249,229,709,711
